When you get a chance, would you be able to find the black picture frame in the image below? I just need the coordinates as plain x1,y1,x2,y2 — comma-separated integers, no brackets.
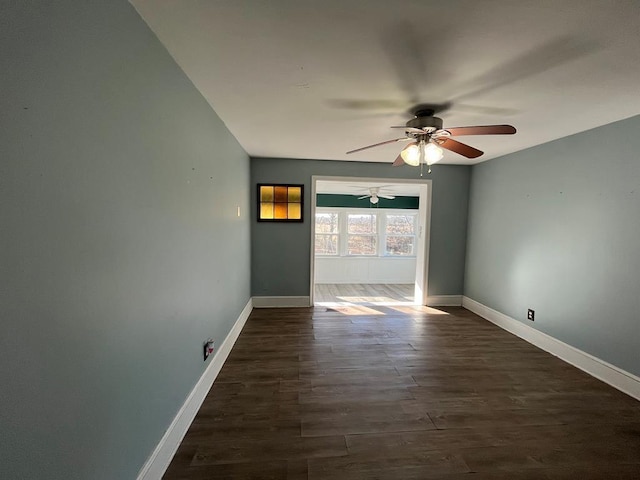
257,183,304,222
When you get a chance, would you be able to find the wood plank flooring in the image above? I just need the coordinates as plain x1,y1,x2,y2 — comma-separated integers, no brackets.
163,306,640,479
314,283,414,305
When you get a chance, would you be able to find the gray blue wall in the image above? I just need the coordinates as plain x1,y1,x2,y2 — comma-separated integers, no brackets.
251,158,470,297
465,115,640,376
0,2,250,479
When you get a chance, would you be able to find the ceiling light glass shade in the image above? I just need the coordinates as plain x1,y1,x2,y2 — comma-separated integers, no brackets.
424,142,444,164
400,143,420,166
370,195,379,204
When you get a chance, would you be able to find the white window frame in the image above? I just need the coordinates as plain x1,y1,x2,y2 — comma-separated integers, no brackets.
314,210,340,256
315,207,417,258
383,213,418,257
346,211,378,256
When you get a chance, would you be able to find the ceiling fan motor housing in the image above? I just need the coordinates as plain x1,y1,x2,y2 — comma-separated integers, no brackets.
407,115,443,131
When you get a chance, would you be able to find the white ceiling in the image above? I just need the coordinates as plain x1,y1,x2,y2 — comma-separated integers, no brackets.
131,0,640,165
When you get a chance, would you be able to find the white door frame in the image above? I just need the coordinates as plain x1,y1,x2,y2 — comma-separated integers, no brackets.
309,175,432,306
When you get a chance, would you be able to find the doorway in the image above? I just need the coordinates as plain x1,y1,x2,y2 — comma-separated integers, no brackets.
310,176,432,306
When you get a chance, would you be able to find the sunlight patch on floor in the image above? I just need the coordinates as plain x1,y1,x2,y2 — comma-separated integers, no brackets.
333,295,415,306
322,304,387,315
314,284,420,314
390,305,451,315
315,297,416,307
314,297,453,317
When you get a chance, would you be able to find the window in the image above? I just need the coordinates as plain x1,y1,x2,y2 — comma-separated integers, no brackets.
257,184,303,221
347,213,377,255
315,212,339,255
315,209,417,257
385,214,416,256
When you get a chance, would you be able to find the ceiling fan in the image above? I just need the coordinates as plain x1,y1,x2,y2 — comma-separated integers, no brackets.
356,187,395,204
346,104,516,171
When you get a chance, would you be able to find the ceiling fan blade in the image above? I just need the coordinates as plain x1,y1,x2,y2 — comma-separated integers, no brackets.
445,125,517,136
392,154,405,167
448,103,518,117
380,21,428,107
379,195,396,200
451,36,596,105
439,138,483,159
357,195,370,200
346,137,408,154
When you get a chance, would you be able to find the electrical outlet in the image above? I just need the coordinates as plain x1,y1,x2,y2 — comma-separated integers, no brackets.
527,309,535,321
203,339,215,361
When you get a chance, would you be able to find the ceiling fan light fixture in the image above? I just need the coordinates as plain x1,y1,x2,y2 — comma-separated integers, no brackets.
369,195,379,204
400,143,420,166
424,142,444,164
345,106,515,167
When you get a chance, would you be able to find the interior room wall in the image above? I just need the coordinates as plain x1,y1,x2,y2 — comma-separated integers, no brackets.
251,158,471,298
314,256,417,284
0,2,250,479
465,114,640,377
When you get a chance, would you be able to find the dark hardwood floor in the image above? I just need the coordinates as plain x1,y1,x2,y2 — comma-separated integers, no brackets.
163,306,640,479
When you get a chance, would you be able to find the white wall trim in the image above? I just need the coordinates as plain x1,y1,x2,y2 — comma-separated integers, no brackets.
426,295,463,306
252,296,311,308
136,298,254,480
462,296,640,401
310,176,432,306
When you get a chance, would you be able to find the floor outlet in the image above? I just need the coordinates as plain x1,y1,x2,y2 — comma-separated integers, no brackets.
203,339,215,361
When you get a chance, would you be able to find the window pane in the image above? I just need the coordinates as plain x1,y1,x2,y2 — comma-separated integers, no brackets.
274,186,288,202
315,234,338,255
287,186,301,202
348,214,376,234
386,236,414,255
260,202,274,219
274,203,288,219
386,215,415,235
348,235,376,255
288,203,301,220
260,186,274,202
315,213,339,233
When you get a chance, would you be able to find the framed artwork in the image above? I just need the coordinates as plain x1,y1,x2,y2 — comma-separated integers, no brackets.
257,184,304,222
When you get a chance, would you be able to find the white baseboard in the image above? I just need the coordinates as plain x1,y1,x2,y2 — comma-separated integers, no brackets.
426,295,463,306
252,296,311,308
136,298,253,480
462,296,640,401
